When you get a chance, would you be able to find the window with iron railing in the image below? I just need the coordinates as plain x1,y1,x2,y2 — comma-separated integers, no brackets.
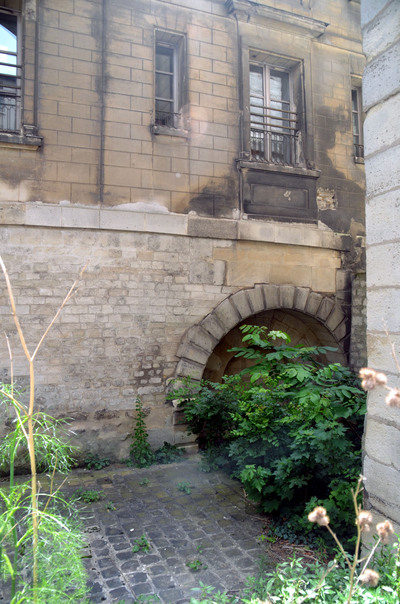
250,64,297,166
0,11,20,133
154,31,185,132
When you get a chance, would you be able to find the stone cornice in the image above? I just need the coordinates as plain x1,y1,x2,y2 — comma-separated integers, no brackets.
0,201,349,252
225,0,329,38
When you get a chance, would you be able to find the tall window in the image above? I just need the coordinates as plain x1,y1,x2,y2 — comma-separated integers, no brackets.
250,64,297,165
351,88,364,159
154,31,185,130
0,10,20,132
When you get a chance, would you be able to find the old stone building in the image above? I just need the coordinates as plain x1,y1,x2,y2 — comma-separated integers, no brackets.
0,0,365,457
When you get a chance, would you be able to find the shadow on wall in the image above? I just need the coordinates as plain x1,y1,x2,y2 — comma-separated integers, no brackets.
203,308,346,382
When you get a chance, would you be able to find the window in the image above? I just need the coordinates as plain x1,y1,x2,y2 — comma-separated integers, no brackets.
0,10,20,132
351,87,364,160
154,30,186,132
250,64,297,166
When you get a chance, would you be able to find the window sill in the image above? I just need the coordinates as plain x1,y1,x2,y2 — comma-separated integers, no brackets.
151,124,189,138
0,131,43,151
237,159,321,179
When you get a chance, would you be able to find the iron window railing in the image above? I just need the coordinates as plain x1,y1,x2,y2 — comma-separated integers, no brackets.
154,110,181,128
0,54,21,133
250,102,297,166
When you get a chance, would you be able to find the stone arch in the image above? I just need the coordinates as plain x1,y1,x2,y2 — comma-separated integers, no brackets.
174,284,350,383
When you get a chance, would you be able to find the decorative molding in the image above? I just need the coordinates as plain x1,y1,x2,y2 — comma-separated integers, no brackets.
225,0,329,38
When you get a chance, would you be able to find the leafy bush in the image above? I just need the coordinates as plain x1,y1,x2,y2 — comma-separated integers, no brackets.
129,398,156,467
173,327,366,544
154,441,184,464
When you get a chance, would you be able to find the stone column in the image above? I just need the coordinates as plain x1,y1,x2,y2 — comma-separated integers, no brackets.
361,0,400,526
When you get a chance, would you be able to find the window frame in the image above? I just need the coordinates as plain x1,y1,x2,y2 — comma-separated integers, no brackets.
0,8,21,133
249,61,297,166
351,86,364,162
152,30,187,136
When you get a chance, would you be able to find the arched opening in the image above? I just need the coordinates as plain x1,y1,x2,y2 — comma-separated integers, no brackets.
174,284,350,384
203,308,347,382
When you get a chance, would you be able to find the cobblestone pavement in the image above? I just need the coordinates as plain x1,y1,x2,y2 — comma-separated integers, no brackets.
63,456,268,603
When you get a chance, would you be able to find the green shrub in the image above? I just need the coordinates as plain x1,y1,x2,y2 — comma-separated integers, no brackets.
172,327,366,545
130,398,156,467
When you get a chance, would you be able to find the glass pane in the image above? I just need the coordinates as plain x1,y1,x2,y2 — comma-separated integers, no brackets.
156,45,173,72
250,65,263,96
156,99,173,114
352,89,358,112
352,113,359,136
156,73,173,101
0,15,17,77
270,70,289,102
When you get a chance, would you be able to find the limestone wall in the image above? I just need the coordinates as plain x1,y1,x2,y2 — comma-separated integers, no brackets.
361,0,400,527
0,202,348,458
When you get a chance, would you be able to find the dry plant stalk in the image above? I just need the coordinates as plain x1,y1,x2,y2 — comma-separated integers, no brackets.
0,256,87,601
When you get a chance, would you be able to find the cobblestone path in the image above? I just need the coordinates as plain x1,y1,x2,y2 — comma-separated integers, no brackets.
64,456,267,603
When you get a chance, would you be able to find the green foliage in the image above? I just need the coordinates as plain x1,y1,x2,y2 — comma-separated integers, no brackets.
169,374,248,449
84,453,111,470
73,487,103,503
189,540,400,603
0,383,89,603
177,481,192,494
186,559,208,572
130,398,156,468
154,441,184,464
132,535,151,553
172,327,366,545
139,477,150,486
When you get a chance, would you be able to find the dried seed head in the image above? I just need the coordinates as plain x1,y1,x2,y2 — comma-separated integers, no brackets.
358,510,373,532
375,372,388,386
359,368,378,391
376,520,394,544
385,389,400,408
308,506,330,526
359,569,380,587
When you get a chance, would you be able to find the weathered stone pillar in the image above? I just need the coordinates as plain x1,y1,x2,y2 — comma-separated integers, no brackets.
362,0,400,527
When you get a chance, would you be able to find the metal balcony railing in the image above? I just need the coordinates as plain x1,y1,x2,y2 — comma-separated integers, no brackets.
250,102,297,166
155,110,181,129
0,55,21,132
353,143,364,159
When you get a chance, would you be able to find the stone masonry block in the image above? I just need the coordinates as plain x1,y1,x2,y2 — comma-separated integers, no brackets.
26,204,62,227
317,297,335,321
99,209,146,232
326,305,346,331
185,325,218,353
230,289,253,320
293,287,310,311
213,298,241,332
368,3,400,50
279,285,295,308
176,342,210,366
333,320,347,342
175,359,203,381
364,418,400,471
61,206,99,228
363,455,400,524
188,216,237,239
261,284,280,309
305,292,322,316
363,42,400,112
201,313,226,341
248,286,266,314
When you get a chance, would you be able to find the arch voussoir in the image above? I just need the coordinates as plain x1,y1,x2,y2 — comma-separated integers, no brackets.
174,284,350,382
